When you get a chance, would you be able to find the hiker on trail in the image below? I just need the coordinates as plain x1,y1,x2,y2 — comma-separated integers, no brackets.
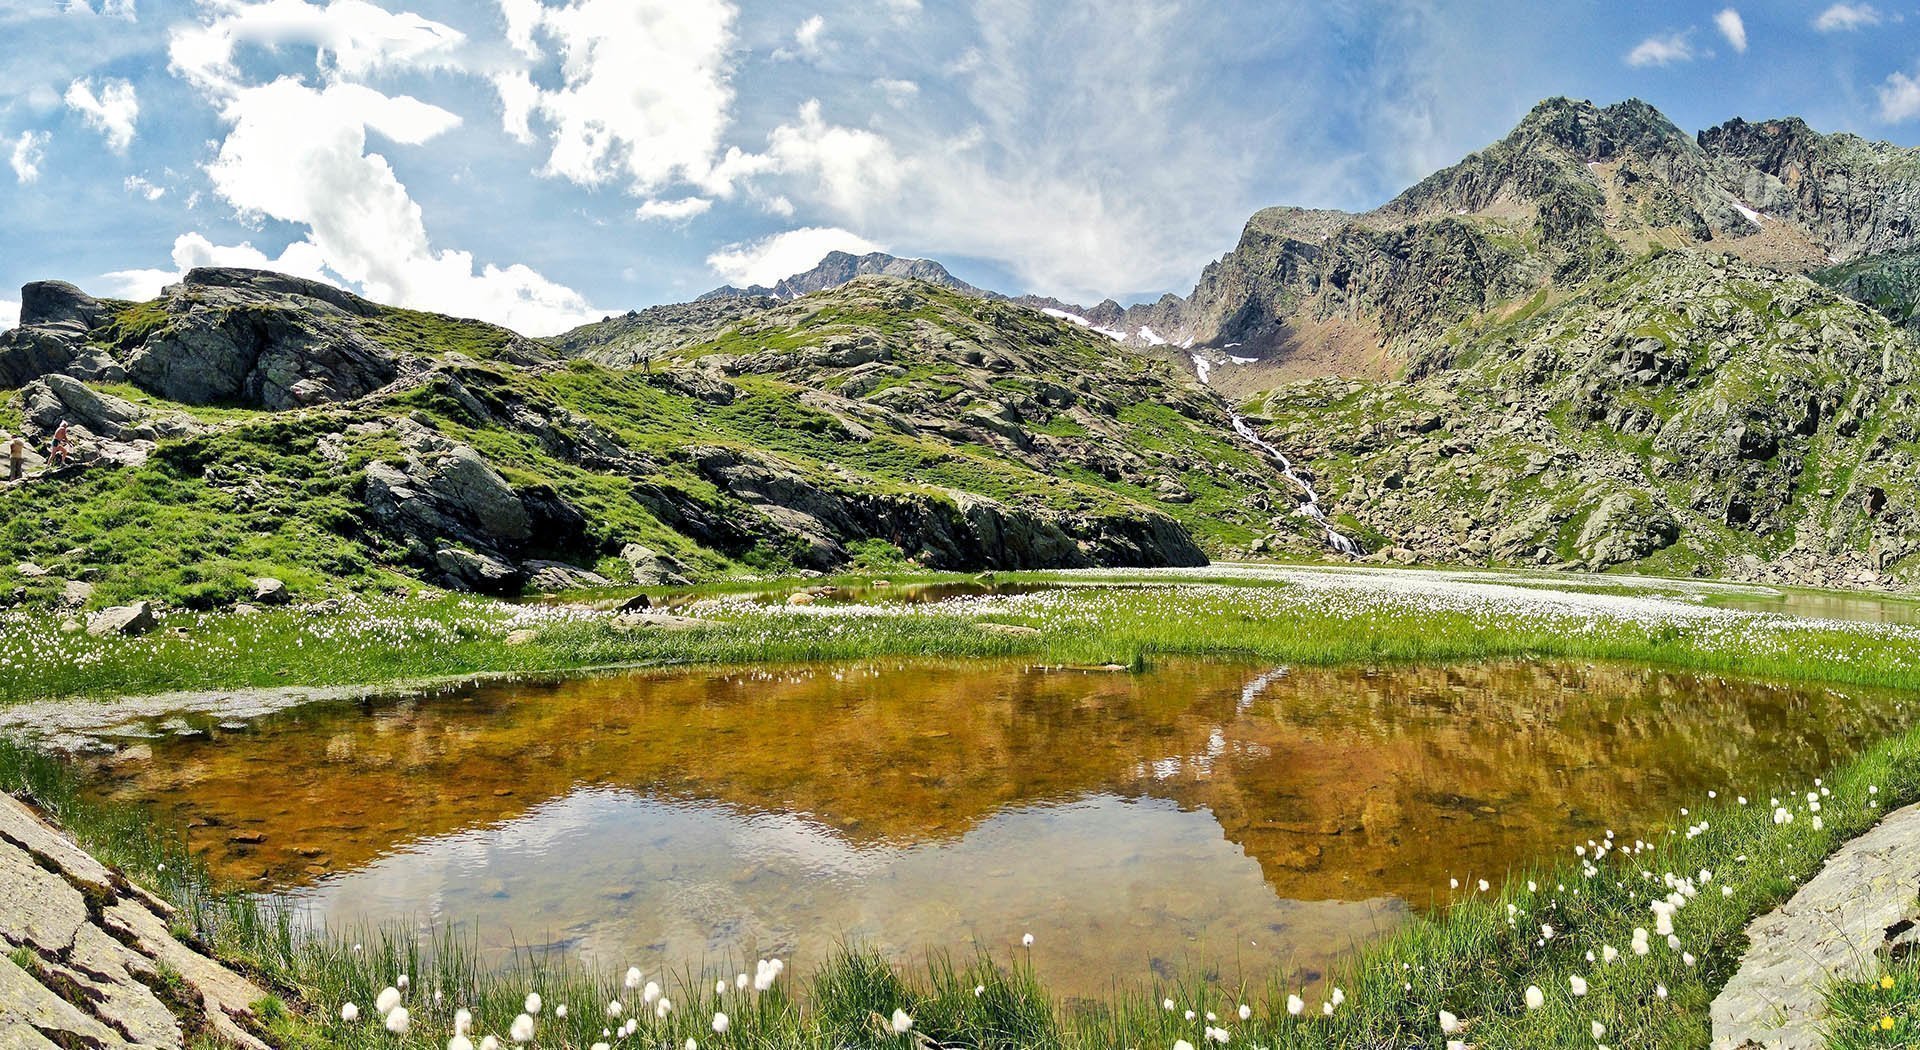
49,421,71,468
5,432,22,480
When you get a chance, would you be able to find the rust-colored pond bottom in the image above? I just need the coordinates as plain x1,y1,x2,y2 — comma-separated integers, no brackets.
79,658,1913,997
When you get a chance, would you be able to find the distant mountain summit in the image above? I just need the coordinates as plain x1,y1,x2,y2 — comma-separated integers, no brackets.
700,251,989,301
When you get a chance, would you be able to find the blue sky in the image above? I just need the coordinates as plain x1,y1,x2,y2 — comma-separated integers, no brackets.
1,0,1918,335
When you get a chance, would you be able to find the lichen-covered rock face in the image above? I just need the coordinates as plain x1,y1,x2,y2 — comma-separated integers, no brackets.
0,793,272,1050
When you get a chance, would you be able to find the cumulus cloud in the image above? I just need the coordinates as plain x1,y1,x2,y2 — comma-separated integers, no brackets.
168,0,466,93
707,227,880,287
142,0,604,334
10,131,48,183
635,196,712,221
1714,8,1746,52
1625,31,1696,67
65,78,139,152
0,299,18,332
881,0,919,20
1881,71,1920,123
494,0,736,195
1814,3,1882,30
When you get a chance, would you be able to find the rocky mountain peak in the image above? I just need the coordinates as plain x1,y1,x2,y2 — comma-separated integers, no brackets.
700,250,988,301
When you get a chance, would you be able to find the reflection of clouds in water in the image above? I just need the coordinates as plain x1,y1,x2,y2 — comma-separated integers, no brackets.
285,787,1400,995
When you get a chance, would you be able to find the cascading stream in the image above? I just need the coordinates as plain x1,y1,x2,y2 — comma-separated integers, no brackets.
1192,351,1359,556
1229,416,1360,556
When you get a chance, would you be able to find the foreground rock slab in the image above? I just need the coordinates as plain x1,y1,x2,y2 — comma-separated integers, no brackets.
1711,802,1920,1049
0,792,271,1049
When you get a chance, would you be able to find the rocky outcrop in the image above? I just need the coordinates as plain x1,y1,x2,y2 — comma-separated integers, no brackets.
0,792,271,1049
124,273,404,409
359,421,594,594
1711,802,1920,1049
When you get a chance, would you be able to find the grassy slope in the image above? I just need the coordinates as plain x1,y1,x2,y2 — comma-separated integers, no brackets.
1,282,1276,609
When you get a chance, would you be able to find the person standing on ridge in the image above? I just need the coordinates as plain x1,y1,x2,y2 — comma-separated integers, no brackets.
4,431,22,480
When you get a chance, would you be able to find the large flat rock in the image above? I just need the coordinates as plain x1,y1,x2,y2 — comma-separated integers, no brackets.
0,793,271,1050
1712,802,1920,1049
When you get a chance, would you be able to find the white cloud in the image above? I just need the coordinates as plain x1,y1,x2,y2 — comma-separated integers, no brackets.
881,0,920,20
65,78,139,153
1881,71,1920,123
635,196,712,221
135,0,602,334
1714,8,1746,52
66,1,137,20
754,99,905,211
0,299,18,333
874,78,919,106
10,131,48,183
124,174,165,200
187,76,597,333
1814,3,1882,30
168,0,466,94
792,14,825,58
497,0,737,195
707,227,880,287
1625,31,1697,67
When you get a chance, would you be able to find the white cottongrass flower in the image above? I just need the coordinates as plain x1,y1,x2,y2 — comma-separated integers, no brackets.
376,988,402,1016
555,1005,567,1019
737,973,749,991
1287,994,1304,1016
1439,1010,1462,1034
1525,986,1545,1010
606,1000,623,1018
712,1012,729,1034
643,981,662,1005
1185,1010,1196,1021
1164,999,1177,1012
1022,932,1034,947
1656,984,1669,1000
449,1036,473,1050
1205,1025,1230,1043
685,1041,697,1050
717,980,729,996
1593,1021,1607,1039
890,1008,913,1034
655,997,673,1019
398,975,411,991
625,967,642,990
1175,1041,1196,1050
510,1014,534,1043
385,1007,412,1035
1238,1004,1251,1021
1602,945,1619,964
480,1037,498,1050
1570,975,1588,996
1478,879,1489,892
341,1002,361,1023
975,985,986,997
525,993,542,1015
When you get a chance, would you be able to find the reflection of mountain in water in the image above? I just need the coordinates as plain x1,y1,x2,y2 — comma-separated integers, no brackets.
86,658,1912,912
284,785,1406,997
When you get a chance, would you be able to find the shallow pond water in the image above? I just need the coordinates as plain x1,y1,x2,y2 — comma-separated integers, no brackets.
80,658,1914,997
